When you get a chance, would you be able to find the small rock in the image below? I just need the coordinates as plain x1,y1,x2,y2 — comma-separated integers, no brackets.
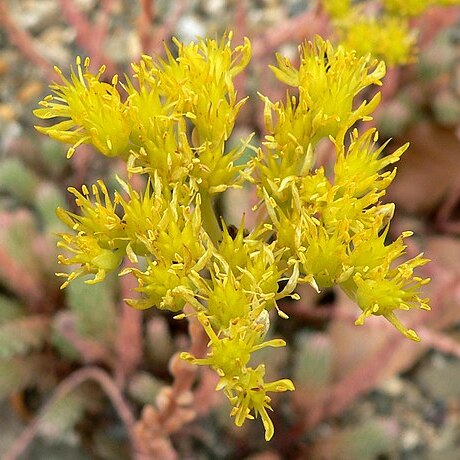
402,428,421,450
176,15,206,43
379,377,404,397
38,26,75,65
17,81,44,104
202,0,226,15
11,0,59,35
0,104,17,122
73,0,98,12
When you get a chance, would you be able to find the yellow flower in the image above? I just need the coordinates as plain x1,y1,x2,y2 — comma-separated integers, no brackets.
254,37,386,224
346,225,399,275
56,234,124,289
259,121,430,337
383,0,432,16
115,174,203,260
268,36,385,144
34,57,131,158
227,365,295,441
206,270,252,328
340,223,430,340
181,312,274,374
124,259,190,311
112,175,167,259
122,78,197,184
118,180,211,311
35,31,433,440
132,33,252,194
322,0,351,18
181,312,294,441
339,15,416,66
56,181,126,288
333,128,408,199
217,222,285,309
299,168,331,209
298,214,351,288
352,254,430,341
57,181,123,238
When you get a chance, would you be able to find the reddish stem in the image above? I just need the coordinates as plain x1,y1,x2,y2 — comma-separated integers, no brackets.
420,327,460,359
0,0,55,80
4,366,139,460
148,0,189,56
252,8,327,59
0,246,43,307
115,260,143,386
138,0,156,53
58,0,117,75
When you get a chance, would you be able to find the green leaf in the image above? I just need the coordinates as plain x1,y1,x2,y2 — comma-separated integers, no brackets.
0,316,49,359
0,356,45,400
39,389,87,443
0,158,39,204
65,276,117,343
0,296,24,324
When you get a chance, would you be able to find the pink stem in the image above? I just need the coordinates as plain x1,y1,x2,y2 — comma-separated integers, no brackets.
0,0,55,80
138,0,156,53
4,366,139,460
115,266,143,386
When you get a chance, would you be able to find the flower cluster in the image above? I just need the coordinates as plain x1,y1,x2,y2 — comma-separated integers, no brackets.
34,57,131,158
35,33,430,439
322,0,460,65
254,37,430,341
181,311,294,441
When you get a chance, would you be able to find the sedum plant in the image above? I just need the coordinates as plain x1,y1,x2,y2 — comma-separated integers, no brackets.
34,32,430,440
322,0,460,66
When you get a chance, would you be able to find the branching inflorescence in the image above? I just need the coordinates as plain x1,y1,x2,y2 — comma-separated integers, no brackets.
322,0,460,66
34,32,430,440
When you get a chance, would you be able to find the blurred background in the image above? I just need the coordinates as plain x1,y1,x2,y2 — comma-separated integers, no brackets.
0,0,460,459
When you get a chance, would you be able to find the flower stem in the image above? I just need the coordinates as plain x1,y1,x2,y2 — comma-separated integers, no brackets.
200,190,221,245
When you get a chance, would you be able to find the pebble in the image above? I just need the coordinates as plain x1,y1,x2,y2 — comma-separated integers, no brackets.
379,377,404,397
175,15,207,43
105,29,141,64
248,4,287,30
38,26,75,65
402,428,421,450
0,121,22,155
0,104,17,122
10,0,59,34
17,81,44,104
287,0,310,16
202,0,226,15
0,57,10,75
73,0,97,12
